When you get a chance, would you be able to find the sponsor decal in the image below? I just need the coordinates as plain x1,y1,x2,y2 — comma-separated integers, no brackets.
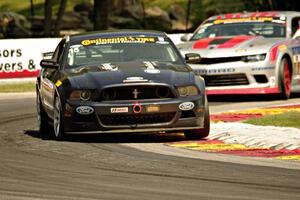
213,17,274,24
146,105,160,112
179,102,194,111
251,66,275,71
278,44,287,51
76,106,94,115
81,37,157,46
110,107,128,113
55,80,62,87
144,61,160,74
144,69,160,74
269,76,276,87
194,68,235,75
123,77,148,83
99,63,118,71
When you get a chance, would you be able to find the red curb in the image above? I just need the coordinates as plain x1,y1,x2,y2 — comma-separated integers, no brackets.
168,139,223,145
167,140,300,160
216,149,300,158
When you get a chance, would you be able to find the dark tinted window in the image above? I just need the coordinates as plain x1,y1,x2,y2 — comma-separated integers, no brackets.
191,21,286,40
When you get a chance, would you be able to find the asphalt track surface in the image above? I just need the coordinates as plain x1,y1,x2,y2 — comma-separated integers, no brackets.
0,93,300,200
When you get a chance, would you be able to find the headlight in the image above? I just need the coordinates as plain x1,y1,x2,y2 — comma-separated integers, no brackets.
241,54,266,62
69,90,92,101
177,86,199,97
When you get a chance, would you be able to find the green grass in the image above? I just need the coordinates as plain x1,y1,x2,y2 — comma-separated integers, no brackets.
244,111,300,129
0,82,35,93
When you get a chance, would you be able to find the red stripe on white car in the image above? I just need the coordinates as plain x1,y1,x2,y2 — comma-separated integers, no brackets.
193,36,255,49
206,87,279,95
217,36,256,48
192,38,216,49
258,11,278,17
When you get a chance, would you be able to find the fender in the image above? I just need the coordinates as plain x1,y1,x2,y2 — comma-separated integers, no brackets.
273,42,293,87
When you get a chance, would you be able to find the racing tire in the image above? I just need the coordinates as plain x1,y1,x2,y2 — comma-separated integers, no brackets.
184,97,210,140
53,95,65,140
278,58,291,100
37,91,52,135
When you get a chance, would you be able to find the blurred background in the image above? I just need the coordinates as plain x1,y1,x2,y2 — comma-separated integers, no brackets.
1,0,300,38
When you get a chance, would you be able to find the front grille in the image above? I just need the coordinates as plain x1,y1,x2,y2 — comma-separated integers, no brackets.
100,85,175,101
202,74,249,86
99,112,175,126
199,57,242,65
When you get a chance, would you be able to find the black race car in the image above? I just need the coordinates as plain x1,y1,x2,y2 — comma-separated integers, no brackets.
36,30,209,140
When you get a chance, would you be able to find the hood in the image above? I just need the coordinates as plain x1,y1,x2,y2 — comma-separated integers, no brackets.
65,61,194,89
177,36,287,57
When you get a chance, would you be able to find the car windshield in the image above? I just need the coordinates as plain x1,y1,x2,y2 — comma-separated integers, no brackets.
67,36,183,67
191,21,286,40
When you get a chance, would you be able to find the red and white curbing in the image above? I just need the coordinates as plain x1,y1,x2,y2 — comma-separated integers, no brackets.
209,122,300,150
168,104,300,161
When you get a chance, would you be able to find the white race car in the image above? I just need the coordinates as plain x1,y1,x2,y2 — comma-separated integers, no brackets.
177,11,300,99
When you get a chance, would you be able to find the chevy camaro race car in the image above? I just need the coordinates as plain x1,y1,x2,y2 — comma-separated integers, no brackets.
177,11,300,99
36,30,209,140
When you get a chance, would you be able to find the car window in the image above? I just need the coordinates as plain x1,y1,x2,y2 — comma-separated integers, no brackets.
291,17,300,37
66,36,183,67
191,17,286,40
52,39,66,63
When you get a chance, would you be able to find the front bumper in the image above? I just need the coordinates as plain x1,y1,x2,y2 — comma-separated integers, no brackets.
63,96,206,134
190,60,280,95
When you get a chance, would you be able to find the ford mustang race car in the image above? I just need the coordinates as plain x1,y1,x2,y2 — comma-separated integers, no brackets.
177,11,300,99
36,30,209,140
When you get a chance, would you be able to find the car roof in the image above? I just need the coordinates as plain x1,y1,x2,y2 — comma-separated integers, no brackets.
208,11,300,21
67,30,167,42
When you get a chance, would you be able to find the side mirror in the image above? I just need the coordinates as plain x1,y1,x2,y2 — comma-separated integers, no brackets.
293,29,300,39
42,51,54,59
185,53,201,64
180,33,192,42
40,59,59,69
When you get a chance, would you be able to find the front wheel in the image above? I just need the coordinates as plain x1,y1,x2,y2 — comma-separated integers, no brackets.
53,95,65,140
184,97,210,140
37,91,52,134
278,58,291,100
